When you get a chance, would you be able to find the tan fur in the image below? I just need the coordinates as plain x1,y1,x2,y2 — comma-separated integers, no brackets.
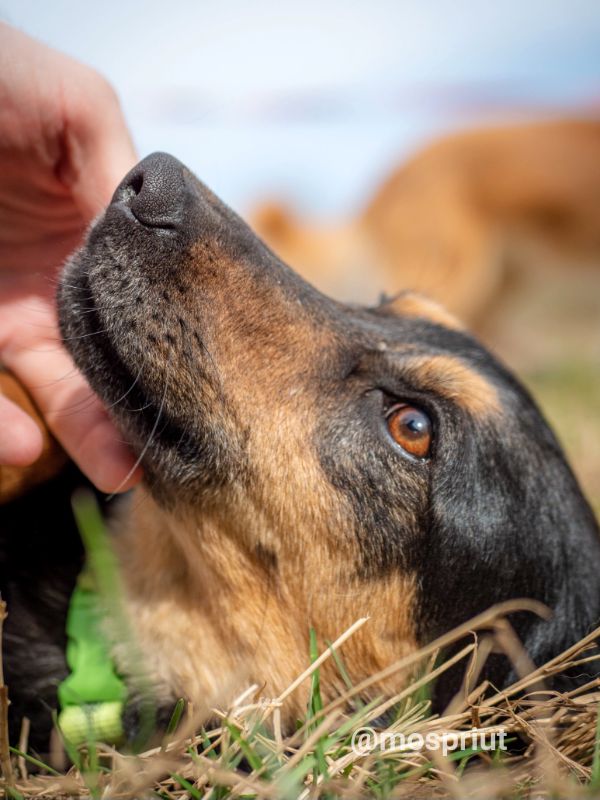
386,292,465,331
404,355,500,417
111,326,421,723
0,371,66,504
250,118,600,327
114,488,418,723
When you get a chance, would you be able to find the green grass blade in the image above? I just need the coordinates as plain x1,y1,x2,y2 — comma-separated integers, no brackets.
8,747,61,777
171,772,203,799
590,701,600,787
166,698,186,736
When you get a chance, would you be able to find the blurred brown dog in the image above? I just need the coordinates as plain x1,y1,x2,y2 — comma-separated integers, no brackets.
252,119,600,327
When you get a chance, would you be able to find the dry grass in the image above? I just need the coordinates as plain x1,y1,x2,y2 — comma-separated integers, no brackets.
487,261,600,518
4,600,600,800
524,359,600,519
3,276,599,798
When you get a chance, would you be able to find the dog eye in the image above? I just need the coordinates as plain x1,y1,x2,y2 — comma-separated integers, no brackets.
386,404,432,458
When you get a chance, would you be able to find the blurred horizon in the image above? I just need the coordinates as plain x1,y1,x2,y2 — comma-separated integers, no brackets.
1,0,599,216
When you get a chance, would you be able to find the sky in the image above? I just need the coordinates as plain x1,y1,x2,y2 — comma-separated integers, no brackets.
1,0,599,217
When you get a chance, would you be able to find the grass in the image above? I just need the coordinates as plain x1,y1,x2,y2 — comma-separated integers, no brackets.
3,604,600,799
2,358,600,799
523,357,600,517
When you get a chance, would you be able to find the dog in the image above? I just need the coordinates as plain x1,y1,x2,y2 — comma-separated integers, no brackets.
251,118,600,328
1,152,599,756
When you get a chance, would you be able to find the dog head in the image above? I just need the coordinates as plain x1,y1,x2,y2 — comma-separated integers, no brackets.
58,153,600,705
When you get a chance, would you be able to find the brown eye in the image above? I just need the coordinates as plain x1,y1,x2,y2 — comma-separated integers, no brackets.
386,404,432,458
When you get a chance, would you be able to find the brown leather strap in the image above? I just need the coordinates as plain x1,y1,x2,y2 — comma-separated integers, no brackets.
0,371,67,504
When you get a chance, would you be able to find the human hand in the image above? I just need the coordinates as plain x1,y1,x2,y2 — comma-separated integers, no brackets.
0,23,141,492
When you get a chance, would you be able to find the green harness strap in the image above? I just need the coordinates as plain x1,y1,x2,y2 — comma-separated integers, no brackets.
57,567,126,746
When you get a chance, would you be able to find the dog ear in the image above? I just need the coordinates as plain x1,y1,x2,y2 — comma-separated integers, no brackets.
375,291,466,331
0,371,67,505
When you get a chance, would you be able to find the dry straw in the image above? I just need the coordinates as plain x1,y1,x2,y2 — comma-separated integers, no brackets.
3,599,600,799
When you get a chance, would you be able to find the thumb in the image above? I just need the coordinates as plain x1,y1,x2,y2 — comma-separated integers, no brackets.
60,73,138,221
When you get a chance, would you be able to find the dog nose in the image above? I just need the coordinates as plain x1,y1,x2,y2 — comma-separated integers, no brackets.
111,152,188,230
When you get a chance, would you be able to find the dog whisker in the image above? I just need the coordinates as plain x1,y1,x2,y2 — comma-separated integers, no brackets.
34,366,85,388
106,368,171,500
76,301,138,316
102,364,145,413
48,392,102,418
61,328,110,342
124,400,155,413
45,277,92,293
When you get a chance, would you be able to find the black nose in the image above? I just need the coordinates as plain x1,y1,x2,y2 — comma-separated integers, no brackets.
111,152,189,230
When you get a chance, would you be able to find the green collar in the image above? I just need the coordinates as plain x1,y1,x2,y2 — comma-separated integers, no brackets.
57,568,126,746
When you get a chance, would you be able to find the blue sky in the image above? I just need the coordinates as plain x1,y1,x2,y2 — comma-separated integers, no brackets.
2,1,599,216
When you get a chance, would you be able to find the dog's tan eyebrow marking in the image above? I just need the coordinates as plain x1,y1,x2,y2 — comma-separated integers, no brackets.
404,354,500,416
389,292,465,331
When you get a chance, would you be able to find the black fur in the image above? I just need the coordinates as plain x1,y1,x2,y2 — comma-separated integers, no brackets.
2,152,599,755
0,465,85,753
317,318,600,698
